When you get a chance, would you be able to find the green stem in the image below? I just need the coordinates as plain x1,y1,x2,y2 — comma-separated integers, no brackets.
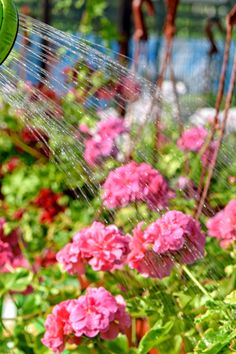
134,202,141,221
182,265,212,299
132,317,136,346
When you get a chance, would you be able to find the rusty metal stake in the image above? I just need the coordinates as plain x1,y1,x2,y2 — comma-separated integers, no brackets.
195,5,236,219
196,54,236,219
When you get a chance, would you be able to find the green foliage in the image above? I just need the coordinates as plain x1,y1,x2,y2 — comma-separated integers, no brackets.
0,72,236,354
138,321,174,354
0,268,33,294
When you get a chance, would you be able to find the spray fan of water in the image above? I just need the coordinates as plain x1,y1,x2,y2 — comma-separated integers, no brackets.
0,12,236,354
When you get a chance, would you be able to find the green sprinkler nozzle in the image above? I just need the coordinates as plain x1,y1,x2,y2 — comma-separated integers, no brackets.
0,0,19,65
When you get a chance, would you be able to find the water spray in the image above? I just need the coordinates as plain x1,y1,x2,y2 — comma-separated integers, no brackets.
0,0,18,65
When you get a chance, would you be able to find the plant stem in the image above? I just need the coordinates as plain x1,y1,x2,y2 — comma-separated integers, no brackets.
134,202,141,220
132,317,137,346
8,131,46,160
182,265,212,299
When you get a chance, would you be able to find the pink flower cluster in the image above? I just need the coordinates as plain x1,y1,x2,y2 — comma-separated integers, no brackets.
84,117,127,167
176,176,194,191
0,240,12,269
42,287,131,353
128,211,205,278
207,199,236,248
177,127,208,152
56,221,130,274
0,218,28,272
42,299,79,354
102,161,174,210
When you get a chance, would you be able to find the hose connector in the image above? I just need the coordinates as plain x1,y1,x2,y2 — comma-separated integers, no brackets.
0,0,19,65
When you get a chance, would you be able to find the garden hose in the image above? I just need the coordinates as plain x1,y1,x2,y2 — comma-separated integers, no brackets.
0,0,18,65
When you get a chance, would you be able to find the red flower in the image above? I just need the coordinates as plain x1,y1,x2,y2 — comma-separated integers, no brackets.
35,249,57,269
13,208,25,221
34,189,65,224
6,157,20,173
21,127,48,145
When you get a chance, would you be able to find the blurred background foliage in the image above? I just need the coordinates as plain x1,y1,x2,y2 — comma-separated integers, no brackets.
14,0,236,38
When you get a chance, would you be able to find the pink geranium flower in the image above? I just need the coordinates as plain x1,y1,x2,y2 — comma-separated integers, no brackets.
76,222,130,272
42,288,131,353
128,223,174,278
0,218,29,272
101,294,131,340
56,242,85,275
57,222,130,274
207,199,236,248
84,135,116,167
176,176,193,191
70,287,130,339
79,123,91,135
103,161,174,210
150,211,205,264
128,211,205,278
97,117,127,139
70,287,119,338
0,240,13,268
84,117,127,167
42,300,78,354
177,127,208,152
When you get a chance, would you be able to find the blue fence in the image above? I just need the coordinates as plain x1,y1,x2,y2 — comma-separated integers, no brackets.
16,33,235,95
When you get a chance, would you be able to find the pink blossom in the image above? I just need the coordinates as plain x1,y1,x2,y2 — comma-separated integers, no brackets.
0,240,13,268
207,211,224,239
76,222,130,272
101,295,131,340
79,123,91,135
84,117,127,167
177,127,208,152
128,212,205,278
84,135,116,167
103,161,174,210
57,222,130,274
128,223,174,278
56,243,85,275
207,199,236,248
176,176,193,191
97,117,127,139
70,287,118,337
42,288,130,352
0,218,29,272
70,287,130,339
42,300,78,354
150,211,205,264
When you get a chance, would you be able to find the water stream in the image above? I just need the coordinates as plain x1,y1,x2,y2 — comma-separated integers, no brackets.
0,13,236,354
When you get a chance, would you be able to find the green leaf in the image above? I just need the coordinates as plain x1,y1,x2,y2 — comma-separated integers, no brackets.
138,321,174,354
105,334,129,353
158,335,183,354
63,347,91,354
224,291,236,305
0,268,33,293
194,328,236,354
